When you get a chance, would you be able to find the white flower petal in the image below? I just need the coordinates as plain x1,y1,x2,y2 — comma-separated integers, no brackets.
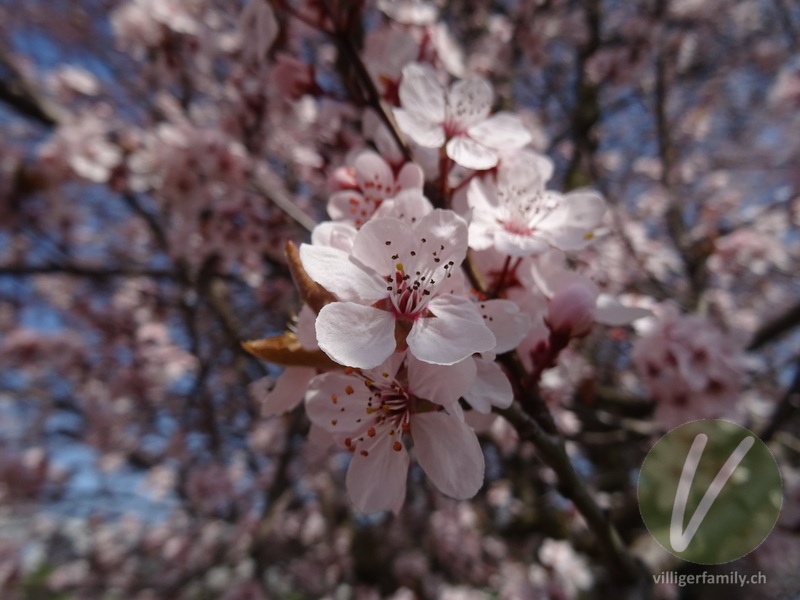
354,151,394,198
464,357,513,413
412,411,484,499
478,299,532,353
372,189,433,224
315,303,397,368
446,135,499,170
448,76,493,128
468,112,531,149
346,434,409,513
407,295,495,365
299,243,385,302
407,354,477,405
396,162,425,190
351,217,414,275
259,367,316,417
398,62,446,123
594,294,652,326
494,229,549,257
394,109,446,148
305,372,372,432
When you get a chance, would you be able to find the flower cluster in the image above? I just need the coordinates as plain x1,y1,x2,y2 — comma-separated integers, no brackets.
245,60,653,514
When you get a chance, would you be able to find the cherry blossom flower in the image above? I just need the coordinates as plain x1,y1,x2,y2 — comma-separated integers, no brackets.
304,352,484,513
467,152,606,256
327,151,424,228
393,62,531,170
300,209,496,368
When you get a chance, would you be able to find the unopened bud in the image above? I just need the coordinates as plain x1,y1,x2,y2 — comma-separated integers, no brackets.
546,283,596,339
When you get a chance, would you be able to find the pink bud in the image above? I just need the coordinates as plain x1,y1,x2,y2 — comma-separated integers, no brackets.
546,283,596,339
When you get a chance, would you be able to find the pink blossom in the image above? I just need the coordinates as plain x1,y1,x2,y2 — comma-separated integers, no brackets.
467,152,606,256
305,352,484,513
393,62,531,170
327,150,424,228
300,209,496,368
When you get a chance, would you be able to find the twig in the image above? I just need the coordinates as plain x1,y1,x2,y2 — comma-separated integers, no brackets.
499,403,650,589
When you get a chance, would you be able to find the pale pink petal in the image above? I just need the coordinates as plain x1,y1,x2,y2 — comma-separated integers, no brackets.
299,244,385,302
464,357,513,413
351,216,414,275
407,295,495,364
478,299,532,353
398,62,446,123
310,221,357,252
255,367,316,416
371,189,433,224
315,303,397,368
327,189,367,222
466,178,500,214
494,229,549,257
393,109,446,148
295,305,319,348
409,209,469,274
354,151,394,199
468,112,532,149
446,135,499,170
305,371,372,433
447,77,493,128
537,190,604,232
412,411,484,499
395,162,425,191
407,354,477,406
346,435,409,513
594,294,652,326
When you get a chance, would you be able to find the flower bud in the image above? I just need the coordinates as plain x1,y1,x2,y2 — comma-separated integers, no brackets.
546,283,596,339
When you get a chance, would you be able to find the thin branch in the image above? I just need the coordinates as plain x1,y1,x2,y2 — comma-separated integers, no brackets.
747,300,800,351
249,177,317,233
498,404,650,588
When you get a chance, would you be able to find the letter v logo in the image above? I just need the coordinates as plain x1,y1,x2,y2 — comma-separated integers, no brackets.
638,420,782,564
669,433,754,552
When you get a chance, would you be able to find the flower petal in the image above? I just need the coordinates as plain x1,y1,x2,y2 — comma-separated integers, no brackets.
315,303,397,368
407,295,495,365
394,109,446,148
398,62,446,123
494,229,549,257
478,299,532,353
446,135,499,170
305,371,372,433
299,244,385,302
447,76,493,128
346,434,409,514
464,356,513,413
468,112,531,149
412,411,484,499
594,294,652,326
407,354,477,406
